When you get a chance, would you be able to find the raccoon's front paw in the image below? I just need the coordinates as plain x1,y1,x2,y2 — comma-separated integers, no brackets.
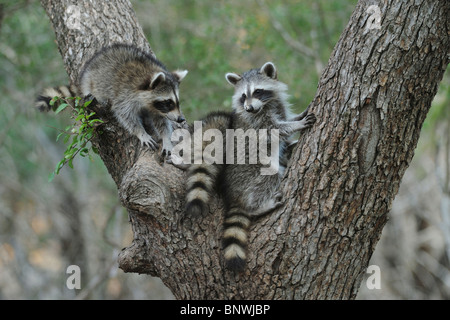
172,120,189,130
273,191,284,208
160,141,173,158
181,121,189,129
138,133,158,150
301,113,316,128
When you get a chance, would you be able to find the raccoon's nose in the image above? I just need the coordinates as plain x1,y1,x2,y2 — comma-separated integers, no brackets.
246,105,254,112
177,116,186,123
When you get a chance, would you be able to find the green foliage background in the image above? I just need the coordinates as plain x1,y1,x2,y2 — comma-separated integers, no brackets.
0,0,448,299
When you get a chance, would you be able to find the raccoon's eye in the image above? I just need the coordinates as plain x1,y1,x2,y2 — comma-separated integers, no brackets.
253,89,265,98
154,100,176,112
240,93,246,104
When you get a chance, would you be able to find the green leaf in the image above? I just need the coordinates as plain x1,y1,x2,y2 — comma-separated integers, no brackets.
80,147,89,157
56,132,65,142
68,157,74,169
48,171,56,182
79,123,87,133
63,134,71,144
49,96,59,106
86,112,96,119
83,99,93,108
55,103,69,114
54,160,65,175
64,148,77,159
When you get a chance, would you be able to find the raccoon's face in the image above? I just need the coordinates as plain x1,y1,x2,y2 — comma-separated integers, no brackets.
139,69,188,123
226,62,281,114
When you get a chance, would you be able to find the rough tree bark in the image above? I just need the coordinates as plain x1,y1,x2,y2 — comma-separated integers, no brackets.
40,0,449,299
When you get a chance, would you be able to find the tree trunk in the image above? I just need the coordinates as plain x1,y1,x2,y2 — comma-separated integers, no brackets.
40,0,449,299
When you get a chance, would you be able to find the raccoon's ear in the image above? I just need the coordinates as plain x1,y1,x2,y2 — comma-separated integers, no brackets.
225,73,242,86
150,72,166,89
260,62,277,79
172,70,188,82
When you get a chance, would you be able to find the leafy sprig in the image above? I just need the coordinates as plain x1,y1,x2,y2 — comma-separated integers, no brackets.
48,96,103,182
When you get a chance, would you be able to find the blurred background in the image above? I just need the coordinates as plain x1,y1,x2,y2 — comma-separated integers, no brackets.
0,0,448,299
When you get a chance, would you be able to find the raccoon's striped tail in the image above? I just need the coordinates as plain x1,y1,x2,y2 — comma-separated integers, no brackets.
185,163,221,216
35,85,78,112
223,208,251,272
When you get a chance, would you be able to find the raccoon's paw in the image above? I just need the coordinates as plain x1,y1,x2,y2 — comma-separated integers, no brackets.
274,191,283,203
293,109,309,121
172,120,189,130
273,191,284,209
302,113,316,128
166,154,190,170
160,141,173,158
138,133,158,150
266,191,284,211
249,192,284,219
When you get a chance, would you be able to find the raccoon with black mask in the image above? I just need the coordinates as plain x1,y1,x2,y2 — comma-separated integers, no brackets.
35,44,188,156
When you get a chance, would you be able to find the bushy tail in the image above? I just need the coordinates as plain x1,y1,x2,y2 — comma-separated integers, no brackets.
35,85,78,112
223,207,251,272
186,164,221,216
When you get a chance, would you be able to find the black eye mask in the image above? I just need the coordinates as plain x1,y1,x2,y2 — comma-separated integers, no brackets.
154,100,176,113
252,89,273,102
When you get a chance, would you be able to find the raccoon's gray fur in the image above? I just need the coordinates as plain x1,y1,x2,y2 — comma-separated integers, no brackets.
35,44,188,156
222,62,316,272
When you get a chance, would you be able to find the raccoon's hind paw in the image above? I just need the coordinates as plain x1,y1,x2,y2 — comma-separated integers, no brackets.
167,154,189,170
248,192,284,219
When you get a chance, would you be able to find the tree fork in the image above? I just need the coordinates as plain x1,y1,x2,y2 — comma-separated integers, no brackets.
40,0,449,299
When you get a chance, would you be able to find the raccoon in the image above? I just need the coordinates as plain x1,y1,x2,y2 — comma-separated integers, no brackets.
180,62,316,272
222,62,316,271
35,44,188,156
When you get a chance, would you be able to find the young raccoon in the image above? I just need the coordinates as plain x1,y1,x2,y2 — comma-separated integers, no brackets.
182,62,316,272
35,44,188,156
222,62,315,271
